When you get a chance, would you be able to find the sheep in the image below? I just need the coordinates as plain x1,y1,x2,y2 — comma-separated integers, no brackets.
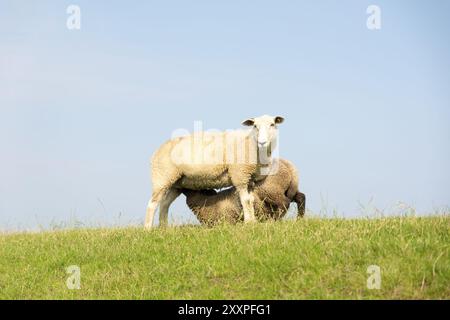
144,115,285,229
181,158,305,226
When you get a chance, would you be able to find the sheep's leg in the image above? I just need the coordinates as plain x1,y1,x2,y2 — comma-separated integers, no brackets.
144,190,166,229
295,192,306,218
159,188,181,227
237,187,256,223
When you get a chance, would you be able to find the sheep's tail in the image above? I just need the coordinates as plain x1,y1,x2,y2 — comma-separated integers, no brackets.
294,192,306,218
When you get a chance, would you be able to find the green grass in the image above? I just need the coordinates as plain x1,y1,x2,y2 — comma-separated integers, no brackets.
0,216,449,299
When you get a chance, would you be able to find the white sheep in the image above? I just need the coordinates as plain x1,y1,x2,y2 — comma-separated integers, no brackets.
144,115,284,229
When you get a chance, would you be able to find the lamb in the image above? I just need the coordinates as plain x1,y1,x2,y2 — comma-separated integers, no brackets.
181,158,305,226
144,115,285,229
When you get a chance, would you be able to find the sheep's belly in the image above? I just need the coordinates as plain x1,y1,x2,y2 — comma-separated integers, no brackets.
175,171,232,190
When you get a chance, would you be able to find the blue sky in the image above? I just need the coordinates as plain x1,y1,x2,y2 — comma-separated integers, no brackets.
1,1,449,230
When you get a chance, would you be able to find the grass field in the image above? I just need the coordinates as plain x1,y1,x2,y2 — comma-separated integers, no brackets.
0,216,449,299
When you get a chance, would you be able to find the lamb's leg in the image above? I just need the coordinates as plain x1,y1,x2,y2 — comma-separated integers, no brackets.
295,192,306,218
159,188,181,227
144,189,166,229
237,186,256,223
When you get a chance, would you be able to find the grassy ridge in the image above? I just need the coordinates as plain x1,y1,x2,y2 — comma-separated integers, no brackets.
0,216,448,299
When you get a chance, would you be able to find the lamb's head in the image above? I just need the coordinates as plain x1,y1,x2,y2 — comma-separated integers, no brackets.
242,115,284,150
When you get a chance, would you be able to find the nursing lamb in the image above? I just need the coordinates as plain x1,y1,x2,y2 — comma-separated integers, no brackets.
181,158,305,226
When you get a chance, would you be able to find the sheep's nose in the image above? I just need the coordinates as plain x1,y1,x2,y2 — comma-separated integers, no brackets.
258,141,268,148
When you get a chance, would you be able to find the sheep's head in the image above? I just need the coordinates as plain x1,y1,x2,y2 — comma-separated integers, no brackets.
242,115,284,150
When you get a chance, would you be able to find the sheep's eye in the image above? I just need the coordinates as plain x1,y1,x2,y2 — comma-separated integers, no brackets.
270,123,275,127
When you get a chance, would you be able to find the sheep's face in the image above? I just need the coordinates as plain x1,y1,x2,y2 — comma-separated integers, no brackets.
242,115,284,150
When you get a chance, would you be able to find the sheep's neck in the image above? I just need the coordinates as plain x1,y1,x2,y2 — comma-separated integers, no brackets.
255,146,273,181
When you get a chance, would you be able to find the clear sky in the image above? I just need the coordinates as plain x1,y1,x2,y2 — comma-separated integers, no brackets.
1,1,449,230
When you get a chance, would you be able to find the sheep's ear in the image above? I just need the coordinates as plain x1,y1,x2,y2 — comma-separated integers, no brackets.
274,116,284,124
242,118,255,126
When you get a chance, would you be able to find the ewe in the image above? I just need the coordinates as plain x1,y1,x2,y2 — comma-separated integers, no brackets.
145,115,284,229
181,158,306,226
